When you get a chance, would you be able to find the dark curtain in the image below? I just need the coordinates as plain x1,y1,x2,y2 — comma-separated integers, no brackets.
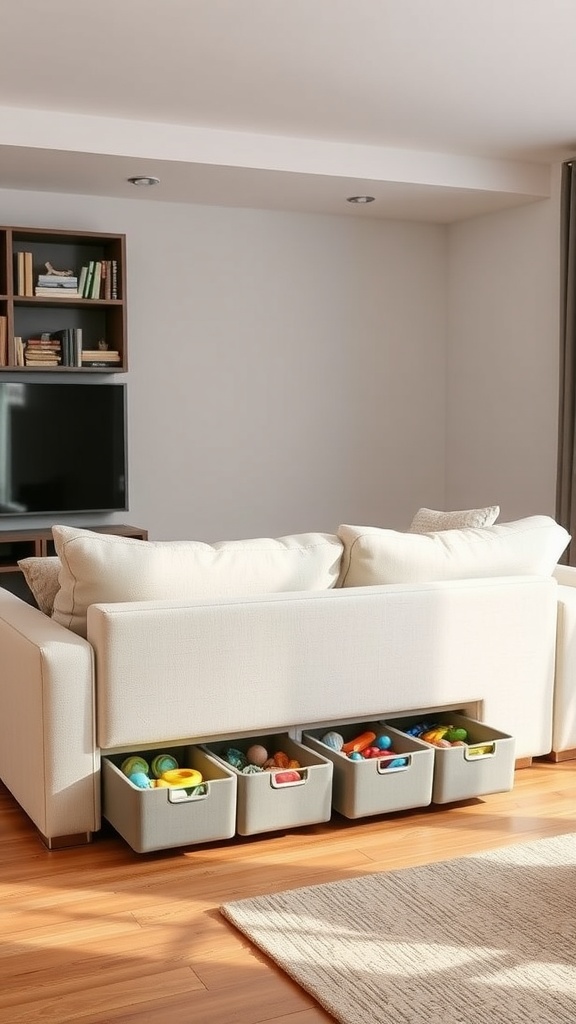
556,161,576,564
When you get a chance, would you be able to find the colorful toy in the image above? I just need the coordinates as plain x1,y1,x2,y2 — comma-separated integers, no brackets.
151,753,179,778
342,730,376,754
374,734,392,750
321,731,344,751
128,771,153,789
273,770,301,784
121,755,149,777
246,744,268,766
161,768,203,787
224,747,248,770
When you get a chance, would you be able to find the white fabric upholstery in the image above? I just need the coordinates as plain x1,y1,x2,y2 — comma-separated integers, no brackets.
409,505,500,532
338,516,570,588
0,589,98,840
552,566,576,754
88,576,557,758
0,537,568,844
52,525,343,637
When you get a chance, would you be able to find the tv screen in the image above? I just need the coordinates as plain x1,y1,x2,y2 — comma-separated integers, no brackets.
0,382,127,516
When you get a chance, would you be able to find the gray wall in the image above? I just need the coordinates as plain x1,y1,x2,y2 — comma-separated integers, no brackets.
446,173,560,524
0,190,447,539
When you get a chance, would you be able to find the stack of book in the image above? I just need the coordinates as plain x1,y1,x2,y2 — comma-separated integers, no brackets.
77,260,118,299
50,328,83,367
24,336,62,367
35,273,79,298
81,348,121,367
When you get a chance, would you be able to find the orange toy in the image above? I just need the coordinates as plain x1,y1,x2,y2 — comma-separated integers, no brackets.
341,731,376,754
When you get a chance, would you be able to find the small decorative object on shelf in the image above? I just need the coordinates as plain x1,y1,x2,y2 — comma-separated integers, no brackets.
0,225,127,372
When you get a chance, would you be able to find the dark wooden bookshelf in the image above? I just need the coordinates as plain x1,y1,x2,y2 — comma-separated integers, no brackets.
0,226,127,373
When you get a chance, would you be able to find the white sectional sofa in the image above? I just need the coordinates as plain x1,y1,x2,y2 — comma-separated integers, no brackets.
0,511,573,849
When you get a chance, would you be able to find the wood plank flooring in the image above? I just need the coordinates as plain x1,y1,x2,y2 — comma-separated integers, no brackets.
0,758,575,1023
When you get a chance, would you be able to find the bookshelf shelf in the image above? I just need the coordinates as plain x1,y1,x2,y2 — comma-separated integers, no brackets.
0,226,127,373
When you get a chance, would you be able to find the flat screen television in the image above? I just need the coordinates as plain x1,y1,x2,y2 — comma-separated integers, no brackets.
0,381,127,516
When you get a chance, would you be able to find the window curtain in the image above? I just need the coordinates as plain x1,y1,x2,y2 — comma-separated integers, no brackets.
556,160,576,564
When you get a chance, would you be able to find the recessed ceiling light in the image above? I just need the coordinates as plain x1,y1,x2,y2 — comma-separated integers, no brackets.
346,195,375,204
127,176,160,187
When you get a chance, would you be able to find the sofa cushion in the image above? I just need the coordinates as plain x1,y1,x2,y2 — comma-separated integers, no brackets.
337,516,570,588
51,525,344,637
409,505,500,532
17,556,61,615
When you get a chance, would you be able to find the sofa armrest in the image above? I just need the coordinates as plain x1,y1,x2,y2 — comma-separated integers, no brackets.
0,589,99,844
553,565,576,587
553,581,576,756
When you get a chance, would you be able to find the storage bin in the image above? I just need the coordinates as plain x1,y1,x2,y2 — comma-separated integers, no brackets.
102,744,237,853
385,711,516,804
303,721,434,819
203,733,333,836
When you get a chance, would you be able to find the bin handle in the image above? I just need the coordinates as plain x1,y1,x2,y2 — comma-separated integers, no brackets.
269,768,308,789
464,743,496,760
376,753,411,775
167,783,209,804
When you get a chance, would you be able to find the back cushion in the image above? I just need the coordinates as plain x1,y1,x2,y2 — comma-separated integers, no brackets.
337,516,570,588
409,505,500,532
52,525,344,636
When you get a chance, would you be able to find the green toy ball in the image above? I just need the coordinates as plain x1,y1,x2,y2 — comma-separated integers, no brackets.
151,753,179,779
121,755,149,777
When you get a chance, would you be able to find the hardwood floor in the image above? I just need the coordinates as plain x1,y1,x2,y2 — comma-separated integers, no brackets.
1,759,575,1023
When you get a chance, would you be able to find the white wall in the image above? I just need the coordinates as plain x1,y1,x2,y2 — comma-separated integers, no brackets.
0,190,447,539
446,175,561,523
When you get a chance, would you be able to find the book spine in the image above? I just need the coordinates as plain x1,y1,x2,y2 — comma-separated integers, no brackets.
24,252,34,297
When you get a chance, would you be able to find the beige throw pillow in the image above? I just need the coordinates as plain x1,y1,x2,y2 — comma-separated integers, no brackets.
18,556,61,615
338,516,570,588
51,525,344,637
409,505,500,532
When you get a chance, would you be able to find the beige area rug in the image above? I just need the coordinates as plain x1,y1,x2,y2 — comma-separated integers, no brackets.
221,832,576,1024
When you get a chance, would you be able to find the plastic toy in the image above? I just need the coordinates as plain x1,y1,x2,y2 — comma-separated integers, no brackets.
374,734,392,750
246,744,268,766
121,755,149,777
151,753,179,778
128,771,153,789
161,768,203,787
342,730,376,754
321,731,344,750
273,770,301,784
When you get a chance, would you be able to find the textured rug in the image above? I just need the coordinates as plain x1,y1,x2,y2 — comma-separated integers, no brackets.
221,832,576,1024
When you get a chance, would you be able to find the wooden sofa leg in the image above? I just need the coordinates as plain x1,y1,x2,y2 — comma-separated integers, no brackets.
543,747,576,763
37,830,94,850
514,756,533,770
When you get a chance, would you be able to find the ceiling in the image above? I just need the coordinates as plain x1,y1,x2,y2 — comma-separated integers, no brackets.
1,0,575,222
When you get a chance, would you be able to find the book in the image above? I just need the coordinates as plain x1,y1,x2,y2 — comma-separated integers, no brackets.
0,316,6,366
24,252,33,297
37,275,78,287
81,349,120,361
78,265,88,296
90,261,102,299
34,288,80,297
83,261,95,298
15,252,25,296
80,360,117,368
111,260,118,299
13,336,24,366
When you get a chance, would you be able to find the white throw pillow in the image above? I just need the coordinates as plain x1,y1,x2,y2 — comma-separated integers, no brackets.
51,525,344,637
409,505,500,532
18,556,61,615
337,516,570,588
